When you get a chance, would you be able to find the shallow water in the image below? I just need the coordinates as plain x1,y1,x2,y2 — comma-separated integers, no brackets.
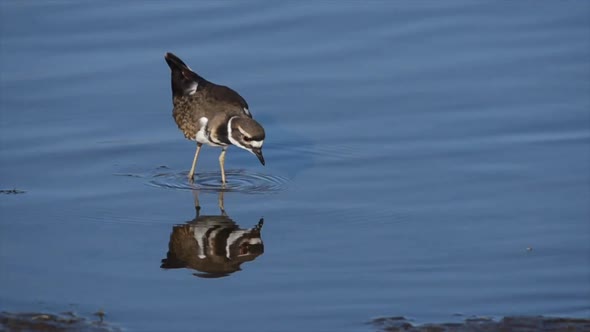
1,2,589,331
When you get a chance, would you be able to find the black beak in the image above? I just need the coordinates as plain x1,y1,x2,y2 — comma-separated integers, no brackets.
252,148,265,166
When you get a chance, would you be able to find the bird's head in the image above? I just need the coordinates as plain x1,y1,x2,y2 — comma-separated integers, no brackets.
227,116,266,165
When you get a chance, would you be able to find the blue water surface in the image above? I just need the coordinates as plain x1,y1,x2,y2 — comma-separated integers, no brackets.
1,2,589,331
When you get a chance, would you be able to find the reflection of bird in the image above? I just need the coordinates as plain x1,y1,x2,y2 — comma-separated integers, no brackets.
161,192,264,278
164,52,266,184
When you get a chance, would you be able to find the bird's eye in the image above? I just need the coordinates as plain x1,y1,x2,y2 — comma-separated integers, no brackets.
243,136,252,142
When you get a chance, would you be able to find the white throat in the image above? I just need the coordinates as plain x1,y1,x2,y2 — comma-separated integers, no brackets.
250,140,263,148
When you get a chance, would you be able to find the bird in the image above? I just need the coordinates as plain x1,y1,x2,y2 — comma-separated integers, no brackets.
164,52,265,184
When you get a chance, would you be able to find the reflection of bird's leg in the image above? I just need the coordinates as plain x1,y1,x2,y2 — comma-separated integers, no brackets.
192,190,201,218
188,143,203,182
218,191,227,216
219,147,227,184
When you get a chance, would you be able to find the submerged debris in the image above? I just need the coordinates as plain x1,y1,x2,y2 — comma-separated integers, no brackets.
94,309,105,323
0,311,121,332
372,315,590,332
0,188,26,194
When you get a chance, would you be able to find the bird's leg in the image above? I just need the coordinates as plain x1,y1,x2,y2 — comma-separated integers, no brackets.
188,143,203,182
219,147,227,184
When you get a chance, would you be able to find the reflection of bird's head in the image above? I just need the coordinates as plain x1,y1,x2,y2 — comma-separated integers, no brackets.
233,219,265,258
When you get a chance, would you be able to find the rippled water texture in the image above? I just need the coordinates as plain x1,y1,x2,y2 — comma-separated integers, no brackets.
151,170,289,193
115,166,289,193
1,2,589,332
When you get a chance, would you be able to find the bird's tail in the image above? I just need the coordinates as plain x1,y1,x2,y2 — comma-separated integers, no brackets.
164,52,206,97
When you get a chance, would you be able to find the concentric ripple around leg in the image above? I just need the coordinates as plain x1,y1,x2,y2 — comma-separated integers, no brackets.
147,169,289,194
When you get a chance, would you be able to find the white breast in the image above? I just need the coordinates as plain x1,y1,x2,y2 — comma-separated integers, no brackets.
194,117,218,146
195,117,209,143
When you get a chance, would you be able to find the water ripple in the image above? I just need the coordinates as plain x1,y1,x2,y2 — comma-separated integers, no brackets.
117,167,289,194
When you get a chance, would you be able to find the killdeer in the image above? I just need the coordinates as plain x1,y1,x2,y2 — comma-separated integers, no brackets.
164,52,266,184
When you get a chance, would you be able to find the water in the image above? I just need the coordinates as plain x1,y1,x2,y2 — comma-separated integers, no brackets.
1,2,589,331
